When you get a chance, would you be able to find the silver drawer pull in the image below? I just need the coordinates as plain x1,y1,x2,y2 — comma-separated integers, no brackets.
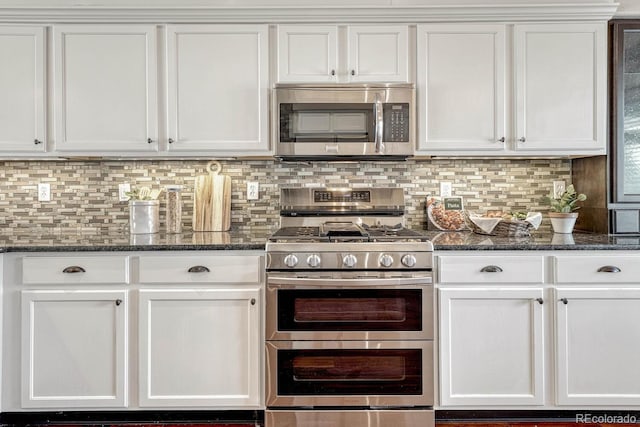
188,265,210,273
597,265,621,273
62,266,86,274
480,265,503,273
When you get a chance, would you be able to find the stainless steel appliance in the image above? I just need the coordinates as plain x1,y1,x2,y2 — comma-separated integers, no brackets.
273,84,415,161
265,188,434,427
609,20,640,233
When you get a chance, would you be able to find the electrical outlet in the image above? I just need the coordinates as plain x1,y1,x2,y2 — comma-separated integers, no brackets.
440,181,452,197
118,183,131,202
37,183,51,202
247,182,259,200
553,181,566,199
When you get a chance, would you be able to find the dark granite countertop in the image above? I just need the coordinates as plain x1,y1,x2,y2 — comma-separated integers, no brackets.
0,228,270,252
0,229,639,252
426,230,640,251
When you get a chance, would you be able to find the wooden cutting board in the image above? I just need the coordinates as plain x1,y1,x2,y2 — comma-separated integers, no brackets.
193,161,231,231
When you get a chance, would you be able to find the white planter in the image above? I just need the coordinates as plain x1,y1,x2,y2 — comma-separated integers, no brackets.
129,200,159,234
549,212,578,234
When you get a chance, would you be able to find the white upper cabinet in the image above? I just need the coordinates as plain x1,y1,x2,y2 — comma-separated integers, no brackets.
347,25,408,82
53,24,158,152
417,24,506,152
277,24,409,83
514,23,606,152
277,25,338,83
416,22,606,156
166,25,269,153
0,26,45,152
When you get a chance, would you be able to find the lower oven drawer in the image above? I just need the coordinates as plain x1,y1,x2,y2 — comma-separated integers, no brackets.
266,340,433,408
266,409,434,427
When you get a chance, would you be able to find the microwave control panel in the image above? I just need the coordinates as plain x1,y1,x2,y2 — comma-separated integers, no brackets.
383,103,410,142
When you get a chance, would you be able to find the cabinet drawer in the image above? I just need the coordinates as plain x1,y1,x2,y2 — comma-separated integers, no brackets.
22,256,129,285
438,255,544,284
139,255,262,284
555,256,640,283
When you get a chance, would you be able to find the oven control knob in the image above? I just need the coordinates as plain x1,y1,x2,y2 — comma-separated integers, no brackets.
401,254,417,268
379,254,394,268
307,254,322,268
342,254,358,268
283,254,299,268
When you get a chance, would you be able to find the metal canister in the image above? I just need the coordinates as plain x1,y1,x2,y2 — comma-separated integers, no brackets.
129,200,159,234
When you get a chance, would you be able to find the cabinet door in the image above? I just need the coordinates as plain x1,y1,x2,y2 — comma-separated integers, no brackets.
166,25,269,153
53,24,158,152
612,22,640,203
417,24,506,153
21,290,128,408
555,287,640,406
347,25,408,82
439,287,544,406
514,23,606,153
277,25,338,83
0,26,45,152
138,288,261,407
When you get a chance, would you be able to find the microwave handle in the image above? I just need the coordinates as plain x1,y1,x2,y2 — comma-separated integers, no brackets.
374,94,384,153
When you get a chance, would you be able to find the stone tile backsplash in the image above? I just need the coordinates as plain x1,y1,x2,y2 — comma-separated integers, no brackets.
0,159,570,234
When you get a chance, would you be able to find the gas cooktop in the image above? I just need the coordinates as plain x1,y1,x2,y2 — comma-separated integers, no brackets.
269,224,430,243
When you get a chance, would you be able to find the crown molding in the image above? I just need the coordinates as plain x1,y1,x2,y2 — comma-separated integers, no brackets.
0,3,619,23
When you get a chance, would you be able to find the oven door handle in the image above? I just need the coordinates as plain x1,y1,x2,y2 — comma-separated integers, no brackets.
267,275,432,287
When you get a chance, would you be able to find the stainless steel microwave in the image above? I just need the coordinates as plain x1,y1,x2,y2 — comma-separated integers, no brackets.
273,83,415,161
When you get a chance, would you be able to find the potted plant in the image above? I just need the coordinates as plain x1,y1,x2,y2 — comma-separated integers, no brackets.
541,184,587,234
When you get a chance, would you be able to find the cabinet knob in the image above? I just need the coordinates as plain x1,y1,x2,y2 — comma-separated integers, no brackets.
351,69,356,76
115,299,122,306
168,138,175,144
62,266,86,274
188,265,210,273
518,137,526,143
147,138,153,144
536,298,544,305
497,137,505,143
597,265,621,273
250,298,256,306
330,69,336,76
560,298,568,305
480,265,503,273
34,139,43,145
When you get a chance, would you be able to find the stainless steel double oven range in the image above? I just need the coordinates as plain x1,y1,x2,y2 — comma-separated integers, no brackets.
265,188,434,427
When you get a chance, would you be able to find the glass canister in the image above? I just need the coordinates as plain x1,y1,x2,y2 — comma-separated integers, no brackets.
165,185,183,233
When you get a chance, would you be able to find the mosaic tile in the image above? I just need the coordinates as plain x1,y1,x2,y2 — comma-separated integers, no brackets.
0,159,572,234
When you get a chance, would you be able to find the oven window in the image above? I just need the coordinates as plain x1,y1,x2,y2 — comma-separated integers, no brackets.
280,103,375,143
278,289,422,331
278,349,422,395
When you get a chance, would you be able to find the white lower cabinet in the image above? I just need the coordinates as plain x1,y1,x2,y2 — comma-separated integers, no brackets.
2,251,264,412
439,287,544,406
21,290,128,408
555,287,640,406
437,251,640,410
138,288,261,407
